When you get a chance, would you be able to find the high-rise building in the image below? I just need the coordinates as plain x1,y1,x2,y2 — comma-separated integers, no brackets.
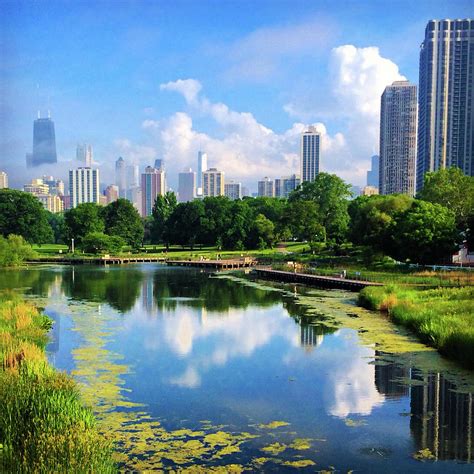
203,168,224,197
275,174,301,198
197,151,208,194
379,81,417,196
105,185,119,204
301,126,321,182
0,171,8,189
367,155,380,188
224,181,242,200
27,114,57,167
362,186,379,196
154,159,165,171
69,168,100,208
76,144,93,167
141,166,165,216
24,178,50,195
258,177,275,197
126,164,139,189
115,157,127,198
37,195,64,213
417,19,474,191
178,169,196,202
42,176,64,196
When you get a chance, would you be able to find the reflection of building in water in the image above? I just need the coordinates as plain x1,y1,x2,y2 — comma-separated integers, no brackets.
374,352,410,398
300,324,324,350
410,370,474,462
141,278,156,314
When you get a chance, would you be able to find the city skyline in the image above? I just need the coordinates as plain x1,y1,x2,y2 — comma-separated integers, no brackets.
2,1,471,191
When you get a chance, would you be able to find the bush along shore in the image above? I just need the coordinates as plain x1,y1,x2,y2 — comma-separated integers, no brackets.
359,285,474,369
0,291,115,472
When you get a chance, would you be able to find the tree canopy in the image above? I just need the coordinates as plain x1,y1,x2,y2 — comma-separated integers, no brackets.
64,203,105,246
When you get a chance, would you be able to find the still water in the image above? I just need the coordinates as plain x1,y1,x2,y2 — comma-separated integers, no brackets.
3,264,474,472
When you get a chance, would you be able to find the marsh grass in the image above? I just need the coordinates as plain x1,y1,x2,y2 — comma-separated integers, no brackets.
359,285,474,368
0,292,115,472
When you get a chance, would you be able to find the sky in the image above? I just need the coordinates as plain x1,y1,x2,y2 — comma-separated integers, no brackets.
1,0,472,191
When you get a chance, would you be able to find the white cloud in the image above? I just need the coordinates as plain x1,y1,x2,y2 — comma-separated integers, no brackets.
160,79,202,105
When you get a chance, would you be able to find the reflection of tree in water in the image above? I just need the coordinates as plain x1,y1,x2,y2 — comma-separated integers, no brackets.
60,267,144,313
0,267,57,296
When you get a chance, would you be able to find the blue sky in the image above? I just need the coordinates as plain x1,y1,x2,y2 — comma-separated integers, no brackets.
1,0,472,190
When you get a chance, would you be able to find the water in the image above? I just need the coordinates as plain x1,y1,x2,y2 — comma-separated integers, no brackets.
2,264,473,472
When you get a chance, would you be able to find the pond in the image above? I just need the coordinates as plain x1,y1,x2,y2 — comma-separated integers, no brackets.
2,264,473,472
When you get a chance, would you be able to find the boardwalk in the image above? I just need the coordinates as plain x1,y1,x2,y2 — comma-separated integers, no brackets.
27,256,166,265
253,268,383,291
166,258,257,270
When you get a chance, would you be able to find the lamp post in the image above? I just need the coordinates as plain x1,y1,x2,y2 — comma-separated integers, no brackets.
71,238,75,254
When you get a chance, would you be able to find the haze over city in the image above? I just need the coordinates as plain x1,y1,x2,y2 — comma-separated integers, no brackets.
2,0,471,191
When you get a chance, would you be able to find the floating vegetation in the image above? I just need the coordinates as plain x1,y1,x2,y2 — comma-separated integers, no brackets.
289,438,312,450
261,442,287,455
344,418,367,428
412,448,436,461
282,459,316,468
258,421,290,429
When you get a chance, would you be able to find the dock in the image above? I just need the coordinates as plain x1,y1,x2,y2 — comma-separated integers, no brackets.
253,268,383,291
27,256,166,265
166,258,257,270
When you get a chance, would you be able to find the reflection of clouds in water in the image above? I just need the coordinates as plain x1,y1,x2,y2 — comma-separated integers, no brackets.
169,366,201,388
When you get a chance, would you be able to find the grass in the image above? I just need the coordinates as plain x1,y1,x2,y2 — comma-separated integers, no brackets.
359,285,474,368
0,291,115,472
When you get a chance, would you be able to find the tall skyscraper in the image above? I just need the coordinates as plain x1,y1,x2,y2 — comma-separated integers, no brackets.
154,159,165,171
0,171,8,189
224,181,242,200
301,126,321,182
115,157,127,198
27,114,57,167
379,81,417,196
76,144,93,167
141,166,165,217
178,169,196,202
197,151,208,194
275,174,301,198
367,155,380,188
417,19,474,191
126,164,139,189
203,168,224,197
258,177,275,197
69,168,100,208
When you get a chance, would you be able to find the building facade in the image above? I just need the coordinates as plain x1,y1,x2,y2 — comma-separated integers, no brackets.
0,171,8,189
115,157,127,198
69,168,100,208
197,151,208,194
178,169,196,202
379,81,417,196
301,126,321,182
417,19,474,191
141,166,165,216
367,155,380,188
37,194,64,213
362,186,379,196
105,185,119,204
27,115,57,167
275,174,301,198
258,177,275,197
76,144,93,167
224,181,242,200
203,168,224,197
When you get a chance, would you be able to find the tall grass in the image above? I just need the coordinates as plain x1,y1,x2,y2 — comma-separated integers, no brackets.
0,292,115,472
359,285,474,368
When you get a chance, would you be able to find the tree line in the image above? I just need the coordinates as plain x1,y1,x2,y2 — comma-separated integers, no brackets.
0,168,472,264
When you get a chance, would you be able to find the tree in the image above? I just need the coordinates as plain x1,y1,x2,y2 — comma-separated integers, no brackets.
390,201,459,264
284,200,325,250
200,197,233,247
102,199,144,249
289,173,352,242
0,189,53,243
167,201,205,249
247,214,275,249
47,211,66,244
418,167,474,228
0,234,37,266
81,232,125,254
151,192,177,247
222,200,252,250
64,203,104,246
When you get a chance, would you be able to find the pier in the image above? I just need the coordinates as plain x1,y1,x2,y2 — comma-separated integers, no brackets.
27,256,166,265
253,268,383,291
166,258,257,270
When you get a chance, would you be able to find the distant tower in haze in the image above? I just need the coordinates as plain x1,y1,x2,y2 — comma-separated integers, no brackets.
27,113,57,167
417,19,474,191
197,151,208,194
301,126,320,182
154,159,165,171
367,155,379,188
258,177,275,197
379,81,417,196
76,144,93,167
0,171,8,189
115,157,127,198
178,169,196,202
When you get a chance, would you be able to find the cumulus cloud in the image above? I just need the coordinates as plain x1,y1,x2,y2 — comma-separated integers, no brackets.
160,79,202,105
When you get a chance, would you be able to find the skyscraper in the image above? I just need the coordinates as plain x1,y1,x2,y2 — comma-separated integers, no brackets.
203,168,224,197
367,155,380,188
27,114,57,167
275,174,301,198
69,168,100,208
379,81,417,196
141,166,165,217
178,169,196,202
76,144,93,167
197,151,208,194
0,171,8,189
417,19,474,191
115,157,127,198
224,181,242,200
258,177,275,197
301,126,321,182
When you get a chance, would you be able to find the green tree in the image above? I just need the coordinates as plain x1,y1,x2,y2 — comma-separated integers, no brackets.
390,201,459,264
289,173,352,242
167,201,205,249
222,200,252,250
0,189,53,243
0,234,37,266
64,203,104,246
102,198,144,249
200,197,233,247
151,192,177,247
81,232,125,254
246,214,275,249
418,167,474,228
46,211,66,244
